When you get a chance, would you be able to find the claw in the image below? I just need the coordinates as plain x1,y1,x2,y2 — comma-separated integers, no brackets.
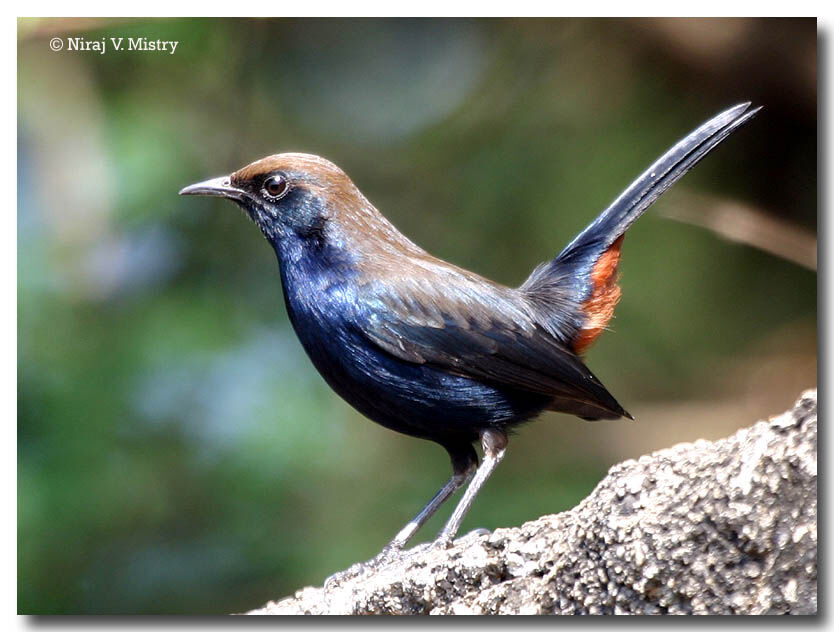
465,527,492,538
323,545,409,591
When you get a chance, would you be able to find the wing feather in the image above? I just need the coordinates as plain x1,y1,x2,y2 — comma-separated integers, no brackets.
353,269,627,418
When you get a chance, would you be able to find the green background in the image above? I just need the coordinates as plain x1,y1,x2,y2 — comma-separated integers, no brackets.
18,18,816,614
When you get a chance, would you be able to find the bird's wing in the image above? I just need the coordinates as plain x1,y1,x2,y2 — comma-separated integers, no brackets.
353,264,627,419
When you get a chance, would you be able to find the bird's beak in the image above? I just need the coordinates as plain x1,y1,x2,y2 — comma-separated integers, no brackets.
179,176,244,201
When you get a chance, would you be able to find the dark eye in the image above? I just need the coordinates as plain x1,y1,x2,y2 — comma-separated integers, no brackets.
263,174,289,200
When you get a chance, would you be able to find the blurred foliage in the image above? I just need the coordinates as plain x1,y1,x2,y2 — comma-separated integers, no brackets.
18,18,816,613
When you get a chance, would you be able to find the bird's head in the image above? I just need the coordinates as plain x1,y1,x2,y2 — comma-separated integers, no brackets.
180,153,371,244
181,152,427,274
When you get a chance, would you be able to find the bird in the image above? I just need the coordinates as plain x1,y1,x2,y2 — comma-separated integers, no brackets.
180,102,760,560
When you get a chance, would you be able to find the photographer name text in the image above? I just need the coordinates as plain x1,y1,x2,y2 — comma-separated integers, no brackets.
50,36,179,55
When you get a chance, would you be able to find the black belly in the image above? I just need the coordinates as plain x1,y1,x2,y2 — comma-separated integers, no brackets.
293,315,551,446
277,256,551,447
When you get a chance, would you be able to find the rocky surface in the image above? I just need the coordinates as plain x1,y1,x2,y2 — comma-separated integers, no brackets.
249,390,817,615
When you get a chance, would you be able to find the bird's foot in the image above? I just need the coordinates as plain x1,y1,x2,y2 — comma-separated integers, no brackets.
431,527,492,551
432,535,453,549
323,562,366,591
465,527,492,539
323,530,491,590
323,543,422,591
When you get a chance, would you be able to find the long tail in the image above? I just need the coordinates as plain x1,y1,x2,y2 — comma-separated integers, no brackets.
522,102,762,353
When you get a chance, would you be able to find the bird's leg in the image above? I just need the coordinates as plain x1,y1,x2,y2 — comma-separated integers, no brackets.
324,444,477,589
383,468,475,553
378,442,478,556
434,428,508,547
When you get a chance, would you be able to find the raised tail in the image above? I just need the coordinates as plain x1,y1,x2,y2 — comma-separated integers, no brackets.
522,102,762,353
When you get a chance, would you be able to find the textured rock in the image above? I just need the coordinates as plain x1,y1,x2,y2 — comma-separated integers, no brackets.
248,390,817,615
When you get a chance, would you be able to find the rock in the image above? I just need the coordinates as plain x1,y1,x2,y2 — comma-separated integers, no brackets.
247,389,817,615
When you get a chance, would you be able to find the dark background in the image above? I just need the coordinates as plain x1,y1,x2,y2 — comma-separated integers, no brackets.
18,18,816,614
